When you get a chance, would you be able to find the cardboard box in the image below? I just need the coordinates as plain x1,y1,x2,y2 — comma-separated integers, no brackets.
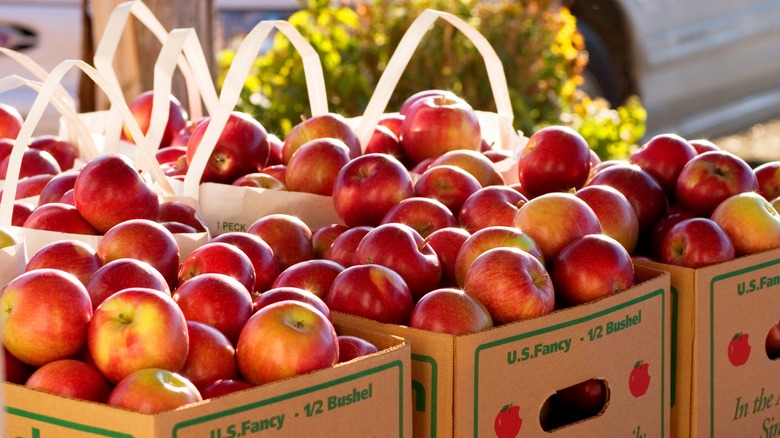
337,265,671,437
3,323,412,437
636,248,780,437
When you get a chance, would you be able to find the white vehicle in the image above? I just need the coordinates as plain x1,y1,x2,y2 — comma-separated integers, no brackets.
2,0,780,140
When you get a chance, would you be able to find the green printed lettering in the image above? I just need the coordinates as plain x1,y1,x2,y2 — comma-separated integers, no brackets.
763,416,780,438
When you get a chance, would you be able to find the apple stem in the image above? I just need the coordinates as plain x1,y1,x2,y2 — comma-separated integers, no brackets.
418,236,432,252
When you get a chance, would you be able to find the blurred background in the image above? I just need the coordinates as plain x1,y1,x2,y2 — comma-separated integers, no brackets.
2,0,780,162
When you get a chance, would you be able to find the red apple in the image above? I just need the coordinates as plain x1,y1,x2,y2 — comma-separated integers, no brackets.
463,247,555,325
210,231,280,293
25,359,112,403
332,153,415,227
155,145,188,165
236,300,339,385
107,368,201,414
629,133,697,197
711,192,780,255
73,153,161,233
399,89,461,115
0,102,23,139
265,133,284,166
1,173,54,200
86,258,171,310
253,286,331,320
337,335,379,363
25,239,102,286
311,223,349,259
0,148,61,179
517,125,592,198
156,200,207,233
377,113,405,139
409,287,493,335
675,151,758,217
324,225,372,267
586,163,668,234
454,225,544,286
765,321,780,360
200,379,254,399
173,272,254,345
177,242,255,293
660,217,735,267
231,172,286,190
4,347,35,384
12,201,35,226
123,91,188,148
458,185,528,233
689,138,721,154
247,213,313,271
354,222,441,301
259,164,287,185
96,219,180,289
29,135,79,171
270,259,344,299
427,226,470,288
365,124,406,164
0,138,12,162
429,149,504,187
414,164,482,215
89,287,189,383
186,111,269,184
325,263,414,324
179,321,238,390
754,161,780,201
282,113,361,164
285,137,352,195
555,378,608,419
380,196,457,237
37,171,78,205
552,234,635,307
574,184,639,253
22,202,99,235
644,210,698,260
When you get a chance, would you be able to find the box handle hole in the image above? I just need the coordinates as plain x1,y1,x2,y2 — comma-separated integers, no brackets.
540,378,609,432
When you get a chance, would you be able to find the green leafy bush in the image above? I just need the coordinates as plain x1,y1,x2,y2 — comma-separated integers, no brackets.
216,0,646,160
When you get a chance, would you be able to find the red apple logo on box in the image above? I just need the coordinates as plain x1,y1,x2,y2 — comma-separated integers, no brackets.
629,360,651,397
728,332,751,366
494,403,522,438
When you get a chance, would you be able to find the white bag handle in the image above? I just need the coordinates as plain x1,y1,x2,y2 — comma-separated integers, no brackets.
181,20,328,199
356,9,515,151
0,59,174,227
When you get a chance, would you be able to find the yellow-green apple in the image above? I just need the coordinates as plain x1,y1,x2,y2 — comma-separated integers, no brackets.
427,226,470,288
660,217,735,267
675,151,758,217
551,234,634,307
173,272,254,345
282,113,360,164
380,196,457,237
400,94,481,165
377,113,405,139
409,287,493,335
270,259,345,299
689,138,721,154
754,161,780,201
1,269,92,366
179,321,238,390
399,89,461,115
458,185,528,233
253,286,331,321
231,172,286,190
73,153,161,233
38,172,78,205
629,133,697,197
766,321,780,360
711,192,780,255
429,149,505,187
337,335,379,363
22,202,99,235
0,224,20,248
185,111,269,184
324,225,372,267
200,379,254,399
585,163,668,234
0,102,23,139
574,184,639,253
156,200,207,233
414,164,482,215
25,359,112,403
88,287,189,383
311,223,349,259
211,231,280,293
107,368,201,414
29,135,79,171
25,239,101,286
454,225,544,286
517,125,591,198
97,219,180,288
325,264,414,324
259,164,287,185
463,247,555,325
265,133,284,167
0,148,60,179
285,138,352,195
1,174,54,200
354,222,441,301
4,347,35,384
236,300,339,385
247,214,313,271
12,201,35,226
123,91,188,148
365,124,406,164
332,153,415,227
155,145,187,165
86,258,171,310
